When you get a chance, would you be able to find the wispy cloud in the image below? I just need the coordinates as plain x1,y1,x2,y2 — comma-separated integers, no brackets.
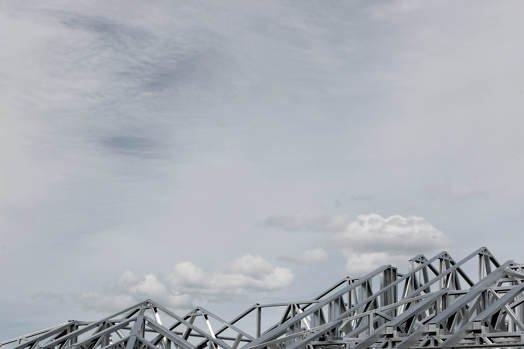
265,214,349,233
279,248,328,265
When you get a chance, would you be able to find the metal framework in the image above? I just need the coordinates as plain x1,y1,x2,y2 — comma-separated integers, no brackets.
3,247,524,349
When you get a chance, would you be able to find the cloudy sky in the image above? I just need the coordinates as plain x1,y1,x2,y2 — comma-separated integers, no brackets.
2,0,524,339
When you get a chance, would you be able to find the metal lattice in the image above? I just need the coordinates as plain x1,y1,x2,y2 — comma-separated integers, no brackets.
3,247,524,349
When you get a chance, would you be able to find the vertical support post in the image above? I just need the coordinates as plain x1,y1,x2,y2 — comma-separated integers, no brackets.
256,305,262,338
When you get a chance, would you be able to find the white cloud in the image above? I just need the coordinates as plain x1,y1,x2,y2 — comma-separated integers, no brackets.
343,251,408,275
79,255,293,313
266,213,448,275
338,214,448,274
128,274,168,299
334,214,448,255
169,262,207,287
230,254,275,278
168,255,294,293
279,248,329,264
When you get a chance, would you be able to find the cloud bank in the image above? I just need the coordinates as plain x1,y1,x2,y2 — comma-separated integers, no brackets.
338,214,448,273
266,213,449,274
79,255,293,312
335,214,448,254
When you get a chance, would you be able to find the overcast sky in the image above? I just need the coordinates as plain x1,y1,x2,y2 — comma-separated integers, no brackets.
2,0,524,339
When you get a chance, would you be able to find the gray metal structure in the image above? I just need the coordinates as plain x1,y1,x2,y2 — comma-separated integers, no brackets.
3,247,524,349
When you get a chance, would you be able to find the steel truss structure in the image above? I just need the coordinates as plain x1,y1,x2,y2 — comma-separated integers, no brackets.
3,247,524,349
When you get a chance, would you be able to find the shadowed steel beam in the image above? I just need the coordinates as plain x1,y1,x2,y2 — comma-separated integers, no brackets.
442,283,524,348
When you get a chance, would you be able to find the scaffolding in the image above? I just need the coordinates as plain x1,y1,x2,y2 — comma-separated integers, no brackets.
3,247,524,349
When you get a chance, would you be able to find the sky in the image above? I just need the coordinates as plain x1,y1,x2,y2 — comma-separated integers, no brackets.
2,0,524,339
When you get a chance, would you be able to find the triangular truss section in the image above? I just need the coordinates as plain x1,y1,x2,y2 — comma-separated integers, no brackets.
3,247,524,349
